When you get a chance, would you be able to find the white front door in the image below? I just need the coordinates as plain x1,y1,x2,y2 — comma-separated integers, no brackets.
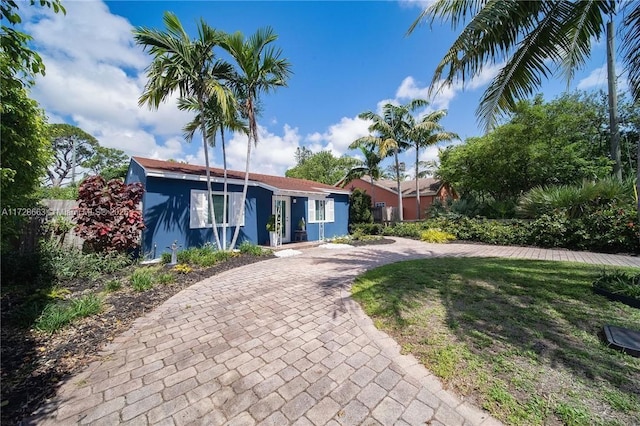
272,196,291,243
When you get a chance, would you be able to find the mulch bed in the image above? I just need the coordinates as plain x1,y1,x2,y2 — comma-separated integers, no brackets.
0,253,274,425
0,238,395,425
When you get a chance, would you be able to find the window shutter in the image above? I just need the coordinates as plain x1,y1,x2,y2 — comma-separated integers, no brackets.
326,199,335,222
190,190,207,229
308,198,316,223
231,193,245,227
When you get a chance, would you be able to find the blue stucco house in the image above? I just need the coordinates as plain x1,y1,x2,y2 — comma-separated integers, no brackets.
125,157,351,258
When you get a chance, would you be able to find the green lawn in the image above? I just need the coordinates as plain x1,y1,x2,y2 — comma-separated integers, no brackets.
351,258,640,426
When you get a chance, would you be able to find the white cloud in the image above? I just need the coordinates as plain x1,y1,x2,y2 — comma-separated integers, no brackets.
26,0,148,69
396,77,429,99
223,125,301,176
418,145,441,164
578,65,607,90
27,0,193,164
577,63,628,92
397,0,436,9
466,62,504,90
304,116,371,156
394,63,504,111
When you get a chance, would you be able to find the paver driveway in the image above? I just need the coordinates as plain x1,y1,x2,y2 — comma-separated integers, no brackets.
30,238,640,425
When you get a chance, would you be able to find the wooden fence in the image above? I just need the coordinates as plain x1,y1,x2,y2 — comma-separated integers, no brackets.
372,206,399,223
41,199,85,249
14,200,84,253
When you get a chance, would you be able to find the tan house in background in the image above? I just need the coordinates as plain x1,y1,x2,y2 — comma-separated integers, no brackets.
338,176,457,221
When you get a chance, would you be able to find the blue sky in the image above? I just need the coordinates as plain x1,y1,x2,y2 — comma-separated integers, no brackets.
24,0,618,178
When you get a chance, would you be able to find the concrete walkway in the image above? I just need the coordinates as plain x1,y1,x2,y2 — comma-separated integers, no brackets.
30,239,640,425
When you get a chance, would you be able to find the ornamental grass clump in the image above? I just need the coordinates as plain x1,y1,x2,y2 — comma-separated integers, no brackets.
238,241,269,256
593,270,640,300
35,294,103,334
129,268,155,291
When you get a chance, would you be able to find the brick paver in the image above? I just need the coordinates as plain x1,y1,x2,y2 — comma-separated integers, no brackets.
28,238,639,425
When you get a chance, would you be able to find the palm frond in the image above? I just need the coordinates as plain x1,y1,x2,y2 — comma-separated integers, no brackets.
559,0,612,82
349,135,381,150
476,1,570,129
408,0,486,34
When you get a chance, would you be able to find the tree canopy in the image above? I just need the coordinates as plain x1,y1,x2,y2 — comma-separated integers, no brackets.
354,99,429,220
84,146,130,181
1,0,65,87
0,80,52,250
285,150,360,185
437,92,616,202
0,0,65,251
46,124,99,187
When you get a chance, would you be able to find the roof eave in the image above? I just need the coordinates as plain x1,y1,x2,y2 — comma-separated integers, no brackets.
138,160,348,197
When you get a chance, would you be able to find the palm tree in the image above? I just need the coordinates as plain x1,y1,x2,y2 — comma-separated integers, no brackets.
221,27,292,250
341,143,384,206
416,159,439,178
406,108,458,218
356,99,428,221
134,12,233,250
409,1,639,128
180,95,248,250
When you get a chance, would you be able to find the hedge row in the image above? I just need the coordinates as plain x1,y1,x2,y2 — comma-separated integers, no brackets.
351,203,639,254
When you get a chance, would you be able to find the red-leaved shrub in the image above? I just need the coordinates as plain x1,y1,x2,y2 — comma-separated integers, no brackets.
74,176,145,252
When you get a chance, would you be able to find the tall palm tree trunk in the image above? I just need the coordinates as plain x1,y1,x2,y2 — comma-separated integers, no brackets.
415,146,420,220
369,175,376,206
221,127,228,251
200,96,222,251
606,19,622,181
230,101,256,250
394,148,403,221
230,133,251,250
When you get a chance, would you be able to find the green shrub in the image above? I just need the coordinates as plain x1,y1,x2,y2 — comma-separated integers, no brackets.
104,279,122,292
593,270,640,299
36,185,79,200
577,202,639,253
156,272,175,285
331,235,353,244
129,268,155,291
424,210,639,254
350,223,384,235
528,213,572,248
35,294,102,334
176,247,200,264
449,196,483,217
383,222,424,238
161,252,171,264
478,199,517,219
349,188,373,225
238,241,266,256
420,229,456,243
518,177,635,219
176,246,233,266
37,240,132,281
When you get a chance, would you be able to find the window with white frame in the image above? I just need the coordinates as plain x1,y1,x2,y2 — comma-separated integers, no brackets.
374,202,386,207
308,198,334,223
190,190,245,229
